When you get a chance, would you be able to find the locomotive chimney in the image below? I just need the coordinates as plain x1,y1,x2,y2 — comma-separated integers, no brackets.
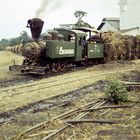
27,18,44,40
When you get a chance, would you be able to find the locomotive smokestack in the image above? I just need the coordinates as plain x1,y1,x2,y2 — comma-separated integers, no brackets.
27,18,44,40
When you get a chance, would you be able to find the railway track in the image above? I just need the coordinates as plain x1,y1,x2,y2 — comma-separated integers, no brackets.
13,100,134,140
126,83,140,91
0,80,139,139
0,68,137,100
0,74,101,100
1,81,139,126
0,66,77,88
0,68,139,115
0,77,32,88
0,83,104,125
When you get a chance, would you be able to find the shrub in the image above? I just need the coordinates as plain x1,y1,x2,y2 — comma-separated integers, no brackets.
104,79,128,104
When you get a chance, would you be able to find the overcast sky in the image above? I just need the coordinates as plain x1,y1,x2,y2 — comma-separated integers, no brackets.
0,0,119,39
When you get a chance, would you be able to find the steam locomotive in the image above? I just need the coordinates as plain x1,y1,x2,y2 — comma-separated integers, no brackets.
9,18,104,74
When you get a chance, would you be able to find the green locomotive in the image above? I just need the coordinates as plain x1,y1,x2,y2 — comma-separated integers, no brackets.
9,18,104,74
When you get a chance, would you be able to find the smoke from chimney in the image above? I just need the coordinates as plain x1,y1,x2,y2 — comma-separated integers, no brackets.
35,0,64,18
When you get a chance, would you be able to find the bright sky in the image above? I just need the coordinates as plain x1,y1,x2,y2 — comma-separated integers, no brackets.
0,0,119,40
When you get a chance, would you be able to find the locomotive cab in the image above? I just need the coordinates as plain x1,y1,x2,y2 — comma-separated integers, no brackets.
74,27,104,59
52,28,87,61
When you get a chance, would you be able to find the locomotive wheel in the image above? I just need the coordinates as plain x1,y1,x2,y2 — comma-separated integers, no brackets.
57,63,62,71
60,64,65,71
42,63,67,74
52,63,58,73
46,64,51,73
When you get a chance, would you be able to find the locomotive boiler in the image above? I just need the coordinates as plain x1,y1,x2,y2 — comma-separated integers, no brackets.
9,18,104,74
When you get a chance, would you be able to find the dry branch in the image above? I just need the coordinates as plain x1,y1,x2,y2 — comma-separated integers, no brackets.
83,105,132,112
41,101,107,140
65,119,116,124
15,100,99,139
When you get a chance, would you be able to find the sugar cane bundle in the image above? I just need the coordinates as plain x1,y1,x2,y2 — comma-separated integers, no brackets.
8,44,23,54
101,32,126,62
6,46,12,51
136,35,140,59
121,35,136,60
101,32,140,62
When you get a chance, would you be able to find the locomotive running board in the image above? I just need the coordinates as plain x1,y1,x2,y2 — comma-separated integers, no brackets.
9,65,46,75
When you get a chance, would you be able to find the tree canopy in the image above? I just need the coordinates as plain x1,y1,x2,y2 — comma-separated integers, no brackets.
74,10,91,28
0,31,29,51
74,10,87,22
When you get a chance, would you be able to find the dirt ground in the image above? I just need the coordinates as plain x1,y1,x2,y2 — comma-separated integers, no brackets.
0,51,23,79
0,51,140,140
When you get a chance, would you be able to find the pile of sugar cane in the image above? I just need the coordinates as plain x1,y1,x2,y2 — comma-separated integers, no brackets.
101,32,140,62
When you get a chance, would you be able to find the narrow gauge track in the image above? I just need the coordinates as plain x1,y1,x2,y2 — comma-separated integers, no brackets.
0,68,73,88
13,100,133,140
0,83,104,125
0,64,91,89
0,73,95,100
126,83,140,91
0,64,91,88
0,77,33,88
0,68,137,100
0,82,138,125
0,69,80,93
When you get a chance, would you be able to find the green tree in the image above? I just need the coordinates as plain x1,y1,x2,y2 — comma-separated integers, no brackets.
0,38,9,51
20,31,29,41
74,10,91,27
9,37,21,46
74,10,87,22
9,31,29,46
0,30,29,51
